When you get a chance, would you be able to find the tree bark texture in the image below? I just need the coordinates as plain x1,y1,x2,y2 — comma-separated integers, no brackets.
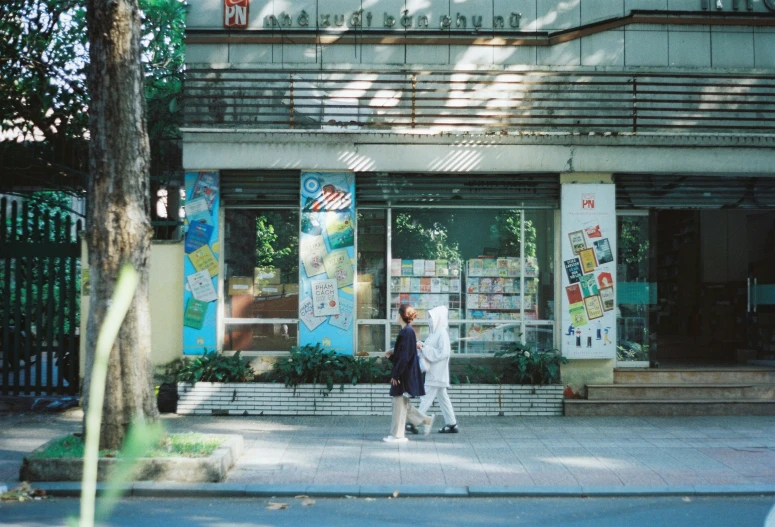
84,0,158,450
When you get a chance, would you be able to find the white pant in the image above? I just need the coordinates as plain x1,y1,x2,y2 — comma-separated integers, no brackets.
418,386,457,426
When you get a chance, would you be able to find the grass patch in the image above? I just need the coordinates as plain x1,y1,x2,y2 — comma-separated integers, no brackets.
32,433,224,460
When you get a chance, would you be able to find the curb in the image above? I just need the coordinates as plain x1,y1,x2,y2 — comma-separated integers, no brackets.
13,482,775,499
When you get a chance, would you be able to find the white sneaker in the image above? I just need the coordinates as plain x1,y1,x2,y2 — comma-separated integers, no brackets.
423,415,435,436
383,436,409,443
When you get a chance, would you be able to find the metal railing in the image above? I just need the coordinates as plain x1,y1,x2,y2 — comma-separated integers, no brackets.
182,69,775,134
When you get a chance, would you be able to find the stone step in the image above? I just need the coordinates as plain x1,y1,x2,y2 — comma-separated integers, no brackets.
613,368,775,385
564,399,775,417
587,383,775,401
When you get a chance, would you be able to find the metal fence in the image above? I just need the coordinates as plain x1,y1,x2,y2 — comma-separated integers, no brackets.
182,69,775,134
0,197,82,396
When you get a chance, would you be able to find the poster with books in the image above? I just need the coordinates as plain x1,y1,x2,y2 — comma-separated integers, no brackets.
329,298,353,331
188,244,219,278
324,249,354,288
311,278,340,316
191,171,219,211
183,298,208,330
185,197,212,225
299,296,326,331
561,183,616,359
187,269,218,303
301,234,328,278
326,211,354,250
184,222,213,254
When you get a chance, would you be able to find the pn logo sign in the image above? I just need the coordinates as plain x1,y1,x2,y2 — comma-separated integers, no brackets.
224,0,249,28
582,193,595,209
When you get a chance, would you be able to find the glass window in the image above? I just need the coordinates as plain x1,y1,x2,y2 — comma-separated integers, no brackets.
616,214,653,363
356,210,386,320
223,323,298,352
389,209,555,354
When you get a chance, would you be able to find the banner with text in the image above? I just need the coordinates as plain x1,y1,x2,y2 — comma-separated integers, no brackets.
561,183,616,359
299,172,356,354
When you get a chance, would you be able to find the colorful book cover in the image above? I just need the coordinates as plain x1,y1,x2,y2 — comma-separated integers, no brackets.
449,260,460,277
564,258,583,284
413,259,425,276
391,259,402,277
431,278,441,293
301,235,328,278
507,257,520,277
584,295,604,320
402,260,413,276
568,230,587,255
326,212,354,250
391,277,401,291
504,279,515,294
597,271,614,289
300,211,323,236
599,286,615,311
480,278,493,293
492,278,504,294
323,249,354,288
187,269,218,303
184,196,212,225
191,171,219,211
329,298,353,331
467,294,479,309
497,258,509,277
424,260,436,277
479,294,490,309
450,278,461,293
580,274,599,297
524,257,538,277
188,244,219,278
436,260,449,276
410,277,421,292
299,296,326,331
585,224,602,239
569,302,588,327
420,277,431,293
483,258,497,276
566,284,583,304
469,259,483,277
593,238,614,265
525,280,538,294
467,278,479,293
183,298,208,330
579,248,598,274
409,293,420,305
491,294,504,309
399,293,410,305
400,277,411,292
311,278,340,317
184,222,213,254
441,279,450,293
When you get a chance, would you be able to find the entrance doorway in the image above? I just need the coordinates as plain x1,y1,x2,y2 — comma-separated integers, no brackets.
653,210,775,365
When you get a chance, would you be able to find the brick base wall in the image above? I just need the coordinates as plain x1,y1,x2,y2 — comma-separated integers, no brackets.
177,383,564,417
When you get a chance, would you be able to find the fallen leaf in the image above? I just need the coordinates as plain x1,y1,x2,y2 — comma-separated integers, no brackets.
266,502,288,510
302,499,316,507
392,490,399,498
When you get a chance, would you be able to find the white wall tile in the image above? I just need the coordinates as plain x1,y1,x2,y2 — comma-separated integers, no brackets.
451,45,494,65
229,44,273,64
536,0,581,31
537,40,581,65
581,1,624,25
711,31,754,68
581,31,625,66
493,46,537,65
185,0,223,30
276,44,319,64
495,0,539,32
754,33,775,68
407,44,449,64
667,0,699,11
625,0,668,11
321,44,364,64
406,0,448,30
361,44,407,64
668,31,711,66
186,44,229,64
363,0,408,30
624,30,669,65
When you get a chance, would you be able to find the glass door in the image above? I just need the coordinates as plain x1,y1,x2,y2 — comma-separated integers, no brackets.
745,212,775,362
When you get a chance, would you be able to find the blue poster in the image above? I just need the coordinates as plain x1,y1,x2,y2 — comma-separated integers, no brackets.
183,171,220,354
299,172,355,355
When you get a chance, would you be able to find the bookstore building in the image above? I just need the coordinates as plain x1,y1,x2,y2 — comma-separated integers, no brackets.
179,0,775,377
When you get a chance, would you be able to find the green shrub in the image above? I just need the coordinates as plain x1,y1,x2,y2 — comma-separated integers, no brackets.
341,355,392,385
495,343,567,385
176,349,255,383
272,343,347,396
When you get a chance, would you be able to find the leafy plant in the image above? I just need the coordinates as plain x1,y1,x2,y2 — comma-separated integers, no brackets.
462,363,502,385
176,349,255,383
272,343,347,396
495,343,567,385
341,356,392,386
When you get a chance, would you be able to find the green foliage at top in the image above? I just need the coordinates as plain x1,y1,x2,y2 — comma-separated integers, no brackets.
255,213,299,282
176,349,255,383
495,343,567,385
491,210,537,258
393,212,462,261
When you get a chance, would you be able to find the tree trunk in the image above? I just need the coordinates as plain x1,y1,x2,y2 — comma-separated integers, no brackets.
84,0,158,450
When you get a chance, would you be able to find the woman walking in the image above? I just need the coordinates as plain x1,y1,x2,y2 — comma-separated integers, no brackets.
383,304,434,443
410,305,459,434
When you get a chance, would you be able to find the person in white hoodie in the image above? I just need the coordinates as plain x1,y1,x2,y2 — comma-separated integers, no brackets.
406,305,459,434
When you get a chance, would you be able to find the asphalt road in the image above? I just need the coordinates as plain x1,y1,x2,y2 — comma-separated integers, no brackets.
1,497,775,527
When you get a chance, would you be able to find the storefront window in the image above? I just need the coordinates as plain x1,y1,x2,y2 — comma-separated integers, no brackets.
223,209,299,351
389,209,555,354
616,213,653,363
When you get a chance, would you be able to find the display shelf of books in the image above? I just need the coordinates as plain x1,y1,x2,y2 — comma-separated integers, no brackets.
463,257,539,353
389,258,462,353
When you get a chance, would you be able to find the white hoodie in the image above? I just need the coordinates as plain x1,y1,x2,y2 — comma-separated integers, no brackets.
420,305,451,388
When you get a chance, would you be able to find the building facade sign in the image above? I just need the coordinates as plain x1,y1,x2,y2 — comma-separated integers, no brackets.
224,0,249,28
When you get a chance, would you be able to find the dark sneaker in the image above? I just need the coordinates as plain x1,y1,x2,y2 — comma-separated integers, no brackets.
439,424,459,434
405,423,419,435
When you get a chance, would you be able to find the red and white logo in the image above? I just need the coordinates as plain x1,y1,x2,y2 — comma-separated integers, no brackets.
581,193,595,209
224,0,249,28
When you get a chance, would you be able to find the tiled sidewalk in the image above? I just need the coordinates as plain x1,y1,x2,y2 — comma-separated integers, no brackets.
3,410,775,488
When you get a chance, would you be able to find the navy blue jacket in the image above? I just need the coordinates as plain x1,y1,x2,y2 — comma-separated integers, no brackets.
389,324,425,398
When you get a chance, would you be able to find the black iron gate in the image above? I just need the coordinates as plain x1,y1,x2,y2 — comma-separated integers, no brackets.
0,197,82,396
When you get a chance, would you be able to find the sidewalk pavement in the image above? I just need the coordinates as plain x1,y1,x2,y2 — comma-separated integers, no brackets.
3,409,775,497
